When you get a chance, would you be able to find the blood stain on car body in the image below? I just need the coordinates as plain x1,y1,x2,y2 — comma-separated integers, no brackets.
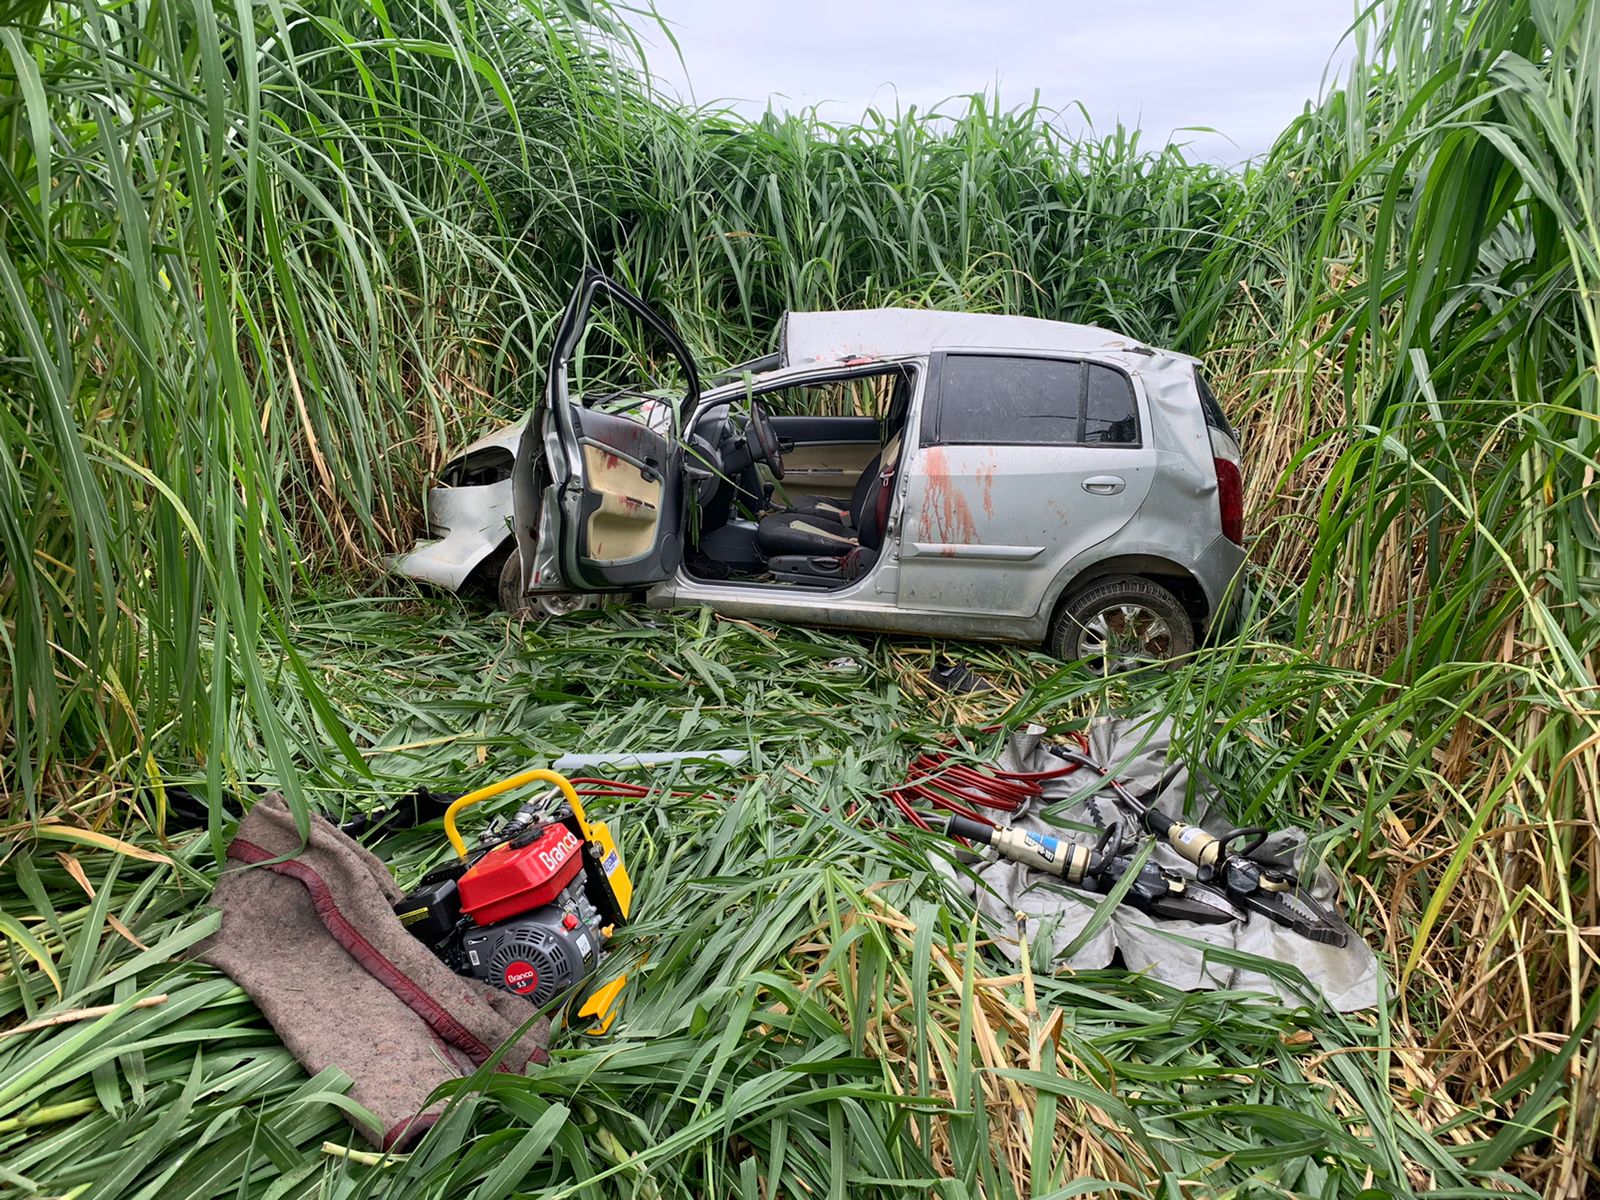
975,455,997,520
919,447,977,546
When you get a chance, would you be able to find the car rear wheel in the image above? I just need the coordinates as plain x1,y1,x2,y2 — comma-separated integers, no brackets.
1049,576,1196,669
497,551,598,618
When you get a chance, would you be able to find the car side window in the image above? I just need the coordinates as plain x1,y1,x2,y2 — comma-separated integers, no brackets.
936,355,1085,445
1083,364,1139,446
935,355,1140,447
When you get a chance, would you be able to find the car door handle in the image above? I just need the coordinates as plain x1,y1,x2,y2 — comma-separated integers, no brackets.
1082,475,1125,495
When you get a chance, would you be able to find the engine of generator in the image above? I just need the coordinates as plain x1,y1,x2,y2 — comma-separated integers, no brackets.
391,775,631,1032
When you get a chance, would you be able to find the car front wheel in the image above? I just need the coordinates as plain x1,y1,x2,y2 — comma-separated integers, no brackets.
498,551,599,619
1048,576,1196,669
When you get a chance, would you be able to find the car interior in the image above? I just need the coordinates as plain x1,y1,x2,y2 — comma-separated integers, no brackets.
681,364,917,590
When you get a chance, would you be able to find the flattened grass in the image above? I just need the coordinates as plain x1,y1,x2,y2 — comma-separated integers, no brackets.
0,597,1553,1198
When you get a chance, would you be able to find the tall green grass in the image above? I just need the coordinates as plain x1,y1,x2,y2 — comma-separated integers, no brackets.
1206,4,1600,1183
2,0,1596,1193
0,0,640,815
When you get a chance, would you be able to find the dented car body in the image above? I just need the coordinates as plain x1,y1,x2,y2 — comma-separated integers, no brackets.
395,269,1247,663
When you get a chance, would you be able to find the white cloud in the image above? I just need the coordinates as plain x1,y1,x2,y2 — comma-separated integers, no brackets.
627,0,1362,160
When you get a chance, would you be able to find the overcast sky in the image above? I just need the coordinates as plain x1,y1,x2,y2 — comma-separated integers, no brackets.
627,0,1361,162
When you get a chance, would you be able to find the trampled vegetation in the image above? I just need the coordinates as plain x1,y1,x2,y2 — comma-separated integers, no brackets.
1,0,1596,1196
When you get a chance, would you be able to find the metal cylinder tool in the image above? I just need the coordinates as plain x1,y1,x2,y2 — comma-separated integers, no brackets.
946,813,1243,925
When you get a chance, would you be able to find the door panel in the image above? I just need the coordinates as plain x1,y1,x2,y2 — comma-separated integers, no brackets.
563,408,681,587
897,443,1154,618
775,441,881,500
768,415,880,500
580,442,662,563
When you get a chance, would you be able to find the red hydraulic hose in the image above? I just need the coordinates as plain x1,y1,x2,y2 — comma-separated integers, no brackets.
885,728,1090,839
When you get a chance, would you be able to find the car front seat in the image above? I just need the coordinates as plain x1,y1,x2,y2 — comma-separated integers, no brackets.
756,434,901,567
754,512,860,557
778,449,882,529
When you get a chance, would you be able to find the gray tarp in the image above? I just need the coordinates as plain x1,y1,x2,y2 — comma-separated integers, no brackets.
945,716,1381,1012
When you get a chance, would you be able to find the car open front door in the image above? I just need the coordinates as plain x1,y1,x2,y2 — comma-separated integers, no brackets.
513,269,701,593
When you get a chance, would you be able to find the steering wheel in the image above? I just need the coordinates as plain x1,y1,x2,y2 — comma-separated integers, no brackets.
746,401,785,479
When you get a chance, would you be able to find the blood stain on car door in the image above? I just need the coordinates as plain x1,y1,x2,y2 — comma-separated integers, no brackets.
897,352,1156,618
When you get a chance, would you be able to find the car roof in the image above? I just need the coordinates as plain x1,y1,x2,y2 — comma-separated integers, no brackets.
696,310,1202,405
452,307,1203,459
778,308,1195,365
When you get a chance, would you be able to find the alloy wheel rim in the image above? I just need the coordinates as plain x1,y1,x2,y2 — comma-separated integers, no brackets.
1079,602,1173,670
535,592,589,617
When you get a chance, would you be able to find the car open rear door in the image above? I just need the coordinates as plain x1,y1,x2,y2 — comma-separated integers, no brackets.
512,268,701,593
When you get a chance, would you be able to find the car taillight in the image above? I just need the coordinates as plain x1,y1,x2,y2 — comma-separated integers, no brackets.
1213,455,1243,545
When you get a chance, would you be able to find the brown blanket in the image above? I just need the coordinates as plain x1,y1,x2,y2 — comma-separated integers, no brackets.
196,794,550,1149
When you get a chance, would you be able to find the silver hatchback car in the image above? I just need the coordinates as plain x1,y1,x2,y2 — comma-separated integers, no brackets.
394,270,1246,665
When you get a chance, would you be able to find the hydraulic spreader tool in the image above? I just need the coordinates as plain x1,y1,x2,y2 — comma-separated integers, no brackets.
1045,745,1349,946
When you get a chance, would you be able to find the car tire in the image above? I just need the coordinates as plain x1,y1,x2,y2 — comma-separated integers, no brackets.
497,550,598,619
498,551,533,616
1048,576,1196,669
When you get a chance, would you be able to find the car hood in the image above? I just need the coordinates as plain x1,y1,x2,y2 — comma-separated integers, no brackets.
449,419,525,462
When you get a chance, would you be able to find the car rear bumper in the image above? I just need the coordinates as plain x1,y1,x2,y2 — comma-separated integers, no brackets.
1192,534,1248,636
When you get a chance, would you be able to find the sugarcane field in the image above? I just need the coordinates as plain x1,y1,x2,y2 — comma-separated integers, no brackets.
0,0,1596,1196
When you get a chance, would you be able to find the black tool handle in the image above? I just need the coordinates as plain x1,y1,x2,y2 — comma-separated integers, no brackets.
1217,826,1270,859
945,814,996,845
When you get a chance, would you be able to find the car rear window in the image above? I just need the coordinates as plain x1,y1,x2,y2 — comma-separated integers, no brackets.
1083,365,1139,446
1194,368,1237,441
935,355,1139,447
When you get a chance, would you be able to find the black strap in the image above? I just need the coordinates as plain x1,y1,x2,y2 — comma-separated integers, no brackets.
156,782,460,844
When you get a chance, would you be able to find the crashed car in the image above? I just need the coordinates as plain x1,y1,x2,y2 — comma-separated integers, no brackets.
394,269,1247,665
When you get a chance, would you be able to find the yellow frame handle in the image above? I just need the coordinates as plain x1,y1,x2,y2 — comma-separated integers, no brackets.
443,768,587,860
